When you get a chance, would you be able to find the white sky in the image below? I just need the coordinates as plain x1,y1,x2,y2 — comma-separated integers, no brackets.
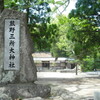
50,0,77,17
63,0,77,16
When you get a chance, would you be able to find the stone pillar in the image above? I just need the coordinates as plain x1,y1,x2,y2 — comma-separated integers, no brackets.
0,9,37,83
94,91,100,100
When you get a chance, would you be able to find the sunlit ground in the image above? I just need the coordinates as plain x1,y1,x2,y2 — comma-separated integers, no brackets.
36,71,100,99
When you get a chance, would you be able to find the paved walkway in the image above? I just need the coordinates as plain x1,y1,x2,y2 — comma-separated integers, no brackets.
37,72,100,79
36,72,100,99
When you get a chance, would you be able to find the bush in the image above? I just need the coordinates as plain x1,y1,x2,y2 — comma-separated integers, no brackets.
82,57,94,72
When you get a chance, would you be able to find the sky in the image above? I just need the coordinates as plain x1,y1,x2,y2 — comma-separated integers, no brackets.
63,0,77,16
51,0,77,17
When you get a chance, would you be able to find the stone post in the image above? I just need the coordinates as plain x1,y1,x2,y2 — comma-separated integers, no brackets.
0,9,50,100
0,9,37,83
94,91,100,100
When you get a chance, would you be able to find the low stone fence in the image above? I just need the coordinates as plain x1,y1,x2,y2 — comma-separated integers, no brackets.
56,68,76,73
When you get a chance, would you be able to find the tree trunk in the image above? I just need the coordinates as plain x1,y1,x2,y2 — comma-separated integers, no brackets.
0,0,4,13
26,7,29,23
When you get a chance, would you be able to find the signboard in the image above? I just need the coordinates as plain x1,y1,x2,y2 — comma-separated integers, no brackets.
4,19,20,70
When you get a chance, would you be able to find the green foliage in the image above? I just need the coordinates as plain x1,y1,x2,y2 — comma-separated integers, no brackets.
69,0,100,19
29,23,58,51
65,16,100,72
4,0,54,51
94,52,100,69
55,1,65,5
82,57,94,72
4,0,70,52
4,0,19,10
66,17,99,59
50,16,75,57
4,0,51,23
51,0,70,15
82,53,100,72
68,0,100,61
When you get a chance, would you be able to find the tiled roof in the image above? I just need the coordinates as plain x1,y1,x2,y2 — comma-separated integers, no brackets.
32,52,75,61
32,52,52,57
33,57,67,61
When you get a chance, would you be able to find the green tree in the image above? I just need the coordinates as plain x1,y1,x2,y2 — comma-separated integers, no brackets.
50,16,74,57
4,0,70,23
67,17,100,59
68,0,100,70
68,0,100,57
4,0,51,23
30,23,58,51
4,0,53,51
69,0,100,19
4,0,70,52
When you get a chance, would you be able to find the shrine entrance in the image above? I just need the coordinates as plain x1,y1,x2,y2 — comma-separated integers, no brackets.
42,61,50,69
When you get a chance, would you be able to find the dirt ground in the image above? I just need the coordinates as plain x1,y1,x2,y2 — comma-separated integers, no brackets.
35,72,100,99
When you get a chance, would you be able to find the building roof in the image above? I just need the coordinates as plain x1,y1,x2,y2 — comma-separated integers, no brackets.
32,52,52,58
33,57,55,61
32,52,75,61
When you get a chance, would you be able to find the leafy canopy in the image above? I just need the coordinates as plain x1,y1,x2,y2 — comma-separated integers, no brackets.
51,16,74,57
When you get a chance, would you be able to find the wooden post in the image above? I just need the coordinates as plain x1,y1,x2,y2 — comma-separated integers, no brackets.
76,64,78,75
0,0,4,13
